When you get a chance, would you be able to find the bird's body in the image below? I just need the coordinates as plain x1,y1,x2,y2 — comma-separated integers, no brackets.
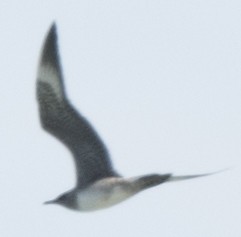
37,23,220,212
76,177,146,211
45,174,172,211
76,178,131,211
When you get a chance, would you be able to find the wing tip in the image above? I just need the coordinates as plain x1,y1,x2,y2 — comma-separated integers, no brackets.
48,21,57,39
37,22,66,99
40,22,59,66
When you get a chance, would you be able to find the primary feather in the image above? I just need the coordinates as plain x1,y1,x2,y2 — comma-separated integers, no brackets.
37,23,119,189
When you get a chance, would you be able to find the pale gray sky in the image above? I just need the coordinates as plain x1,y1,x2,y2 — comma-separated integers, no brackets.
0,1,240,236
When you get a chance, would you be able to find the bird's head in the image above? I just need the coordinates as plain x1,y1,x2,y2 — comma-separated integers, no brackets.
44,191,77,209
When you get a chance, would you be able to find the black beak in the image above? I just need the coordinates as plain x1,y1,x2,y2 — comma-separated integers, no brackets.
44,199,58,205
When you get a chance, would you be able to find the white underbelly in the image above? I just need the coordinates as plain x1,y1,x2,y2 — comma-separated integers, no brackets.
76,179,135,211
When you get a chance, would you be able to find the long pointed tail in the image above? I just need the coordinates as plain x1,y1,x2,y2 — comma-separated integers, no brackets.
134,174,172,191
133,169,228,193
167,169,228,183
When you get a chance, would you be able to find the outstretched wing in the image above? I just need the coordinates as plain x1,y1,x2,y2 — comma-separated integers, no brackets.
37,23,119,189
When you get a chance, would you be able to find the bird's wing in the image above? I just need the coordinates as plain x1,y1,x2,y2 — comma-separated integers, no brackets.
37,23,119,189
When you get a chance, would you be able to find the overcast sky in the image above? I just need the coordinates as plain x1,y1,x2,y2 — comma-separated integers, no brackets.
0,1,241,236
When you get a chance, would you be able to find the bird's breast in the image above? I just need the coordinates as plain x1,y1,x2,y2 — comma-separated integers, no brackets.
76,178,136,211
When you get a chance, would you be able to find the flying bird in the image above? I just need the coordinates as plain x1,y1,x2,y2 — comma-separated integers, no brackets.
37,23,220,212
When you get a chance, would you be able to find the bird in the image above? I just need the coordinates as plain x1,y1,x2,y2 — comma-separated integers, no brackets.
37,23,221,212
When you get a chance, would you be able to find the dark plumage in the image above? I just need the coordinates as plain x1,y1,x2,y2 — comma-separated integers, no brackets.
37,23,222,212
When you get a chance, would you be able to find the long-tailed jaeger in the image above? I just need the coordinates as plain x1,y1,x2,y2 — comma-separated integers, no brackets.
37,23,220,212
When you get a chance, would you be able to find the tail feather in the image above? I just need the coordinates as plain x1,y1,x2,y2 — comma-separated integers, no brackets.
133,169,227,192
135,174,171,191
167,169,228,183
